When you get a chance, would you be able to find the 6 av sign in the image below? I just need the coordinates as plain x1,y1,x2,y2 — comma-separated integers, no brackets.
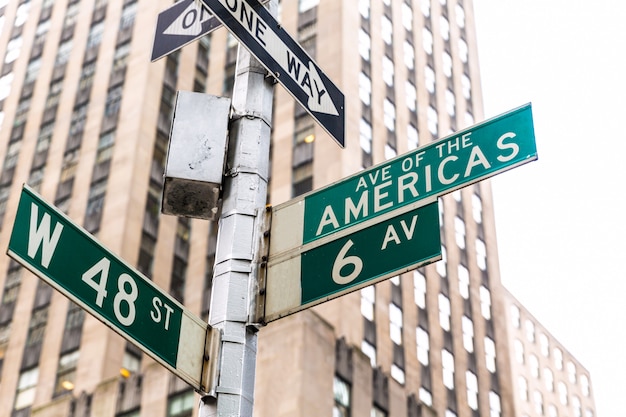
260,104,537,322
7,186,219,394
199,0,345,147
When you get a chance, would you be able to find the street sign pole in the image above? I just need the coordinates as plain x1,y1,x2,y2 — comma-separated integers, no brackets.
199,1,276,415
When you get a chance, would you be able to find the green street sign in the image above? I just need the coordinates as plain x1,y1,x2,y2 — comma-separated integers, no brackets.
263,201,441,322
7,186,219,394
260,104,537,322
302,103,537,244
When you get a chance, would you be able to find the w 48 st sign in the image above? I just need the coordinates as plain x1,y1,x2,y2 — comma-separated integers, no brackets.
7,186,219,394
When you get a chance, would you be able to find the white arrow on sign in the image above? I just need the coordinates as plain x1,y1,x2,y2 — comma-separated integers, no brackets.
199,0,345,147
163,1,213,36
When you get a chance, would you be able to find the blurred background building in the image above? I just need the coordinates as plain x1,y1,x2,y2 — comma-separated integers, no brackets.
0,0,596,416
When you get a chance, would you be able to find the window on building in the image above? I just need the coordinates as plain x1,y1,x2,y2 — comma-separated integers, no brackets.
15,2,31,27
518,376,528,401
456,4,466,27
458,264,469,299
361,285,375,321
167,390,194,417
382,55,394,87
458,38,469,63
0,73,14,100
372,406,386,417
416,327,429,366
544,367,554,392
445,89,456,117
54,350,79,396
359,72,371,105
461,73,471,100
466,370,478,410
360,118,372,154
14,367,39,410
442,51,452,77
489,391,501,417
529,354,539,378
438,293,450,331
425,66,435,94
436,245,447,277
480,286,491,319
406,81,417,111
333,376,351,417
359,0,370,18
533,391,543,415
572,396,582,417
540,333,549,357
359,29,371,60
476,238,487,270
514,339,524,364
419,387,432,406
553,347,563,370
442,349,454,389
580,374,590,397
548,404,558,417
4,36,23,64
525,319,535,342
427,105,438,135
361,340,376,367
558,381,568,405
484,337,496,372
404,41,414,69
56,40,74,65
383,100,396,134
299,0,319,12
422,28,433,55
414,271,426,309
440,15,450,40
407,124,419,150
391,364,405,385
567,361,577,383
381,15,392,44
389,303,402,345
87,21,105,48
120,1,138,28
461,316,474,353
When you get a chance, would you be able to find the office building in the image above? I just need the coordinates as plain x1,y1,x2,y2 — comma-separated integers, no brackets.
0,0,596,416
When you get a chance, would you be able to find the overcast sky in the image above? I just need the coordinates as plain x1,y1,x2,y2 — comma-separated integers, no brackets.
473,1,626,416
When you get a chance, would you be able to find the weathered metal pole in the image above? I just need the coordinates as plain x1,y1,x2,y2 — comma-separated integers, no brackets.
199,1,276,415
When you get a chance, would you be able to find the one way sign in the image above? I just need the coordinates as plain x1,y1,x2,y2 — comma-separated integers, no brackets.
199,0,345,147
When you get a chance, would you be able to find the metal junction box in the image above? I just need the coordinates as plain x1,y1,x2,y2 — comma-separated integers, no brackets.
162,91,231,220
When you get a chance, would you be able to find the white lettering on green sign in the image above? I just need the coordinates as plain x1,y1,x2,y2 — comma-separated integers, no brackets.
312,131,521,238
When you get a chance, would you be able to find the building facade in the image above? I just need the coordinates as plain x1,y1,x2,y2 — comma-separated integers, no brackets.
0,0,595,417
502,289,596,417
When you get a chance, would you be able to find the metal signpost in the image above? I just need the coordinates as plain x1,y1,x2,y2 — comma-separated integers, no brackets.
7,185,220,394
260,103,537,322
148,0,537,415
198,0,346,147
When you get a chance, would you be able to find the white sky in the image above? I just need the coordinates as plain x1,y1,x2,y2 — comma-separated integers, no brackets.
473,1,626,416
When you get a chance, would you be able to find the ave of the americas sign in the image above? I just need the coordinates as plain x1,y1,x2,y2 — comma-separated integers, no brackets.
260,104,537,322
7,186,219,394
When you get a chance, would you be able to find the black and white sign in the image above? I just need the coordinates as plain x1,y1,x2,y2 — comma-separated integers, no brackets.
199,0,345,147
151,0,221,62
